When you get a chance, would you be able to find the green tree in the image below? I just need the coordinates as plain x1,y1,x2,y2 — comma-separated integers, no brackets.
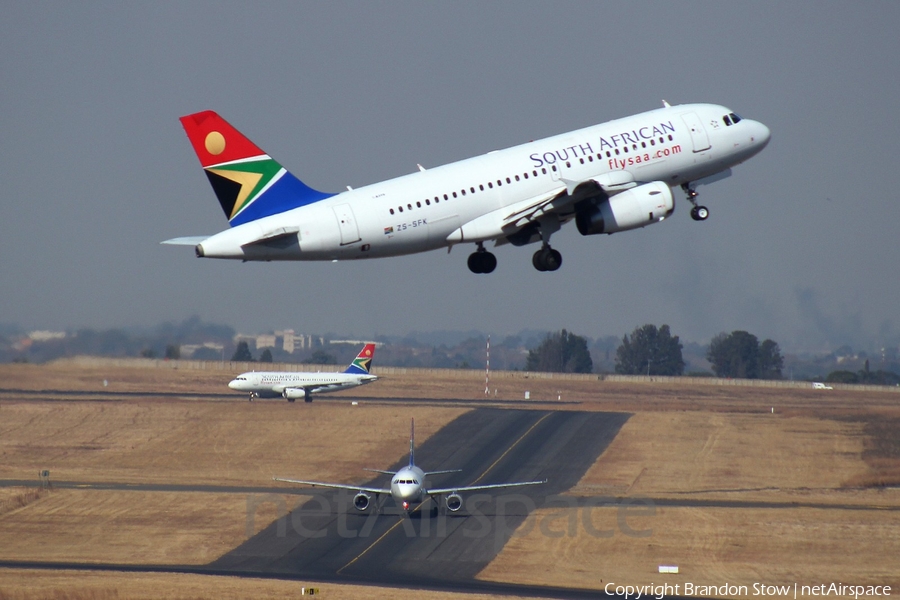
615,324,685,376
164,344,180,360
259,348,273,363
525,329,593,373
758,339,784,379
309,350,336,365
825,370,859,384
231,341,253,362
707,331,776,379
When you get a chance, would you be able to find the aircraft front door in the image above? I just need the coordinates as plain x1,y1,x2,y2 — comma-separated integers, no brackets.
681,112,711,153
333,204,361,245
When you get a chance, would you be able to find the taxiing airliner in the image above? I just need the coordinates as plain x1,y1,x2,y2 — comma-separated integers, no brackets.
275,419,545,515
228,343,376,402
164,101,769,273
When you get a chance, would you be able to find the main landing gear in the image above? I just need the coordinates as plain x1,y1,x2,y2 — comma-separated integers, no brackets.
682,182,709,221
467,243,497,274
532,246,562,272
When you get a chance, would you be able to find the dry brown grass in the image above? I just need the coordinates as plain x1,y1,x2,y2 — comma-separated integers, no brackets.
0,490,302,565
0,400,467,486
0,487,48,517
571,412,881,501
0,569,516,600
2,360,900,597
477,505,900,595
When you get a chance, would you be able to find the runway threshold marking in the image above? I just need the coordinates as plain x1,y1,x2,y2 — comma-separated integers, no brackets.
337,412,551,575
470,412,551,485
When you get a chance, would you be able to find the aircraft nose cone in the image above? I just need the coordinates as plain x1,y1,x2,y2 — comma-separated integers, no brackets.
228,380,239,390
751,120,771,148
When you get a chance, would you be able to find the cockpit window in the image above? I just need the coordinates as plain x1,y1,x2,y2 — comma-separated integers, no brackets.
723,115,732,126
730,113,742,124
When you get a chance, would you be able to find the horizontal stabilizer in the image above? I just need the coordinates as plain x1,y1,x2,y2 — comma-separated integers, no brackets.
240,226,300,249
161,236,208,246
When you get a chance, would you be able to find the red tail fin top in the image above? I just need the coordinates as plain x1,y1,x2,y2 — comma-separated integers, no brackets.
179,111,266,168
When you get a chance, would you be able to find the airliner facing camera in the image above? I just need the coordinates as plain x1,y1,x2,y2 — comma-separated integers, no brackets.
164,101,769,273
274,419,545,515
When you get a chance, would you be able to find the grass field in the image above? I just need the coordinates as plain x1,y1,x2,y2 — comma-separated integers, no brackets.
1,360,898,598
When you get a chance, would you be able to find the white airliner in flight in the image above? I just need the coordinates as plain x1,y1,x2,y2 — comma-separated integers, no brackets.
164,101,769,273
274,419,545,515
228,343,376,402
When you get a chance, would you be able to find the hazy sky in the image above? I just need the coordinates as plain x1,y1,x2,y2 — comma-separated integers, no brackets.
2,2,898,351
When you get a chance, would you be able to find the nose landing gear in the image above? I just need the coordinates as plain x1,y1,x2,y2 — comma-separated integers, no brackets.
682,183,709,221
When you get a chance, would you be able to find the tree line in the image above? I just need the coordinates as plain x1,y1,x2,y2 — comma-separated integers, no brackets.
525,325,786,380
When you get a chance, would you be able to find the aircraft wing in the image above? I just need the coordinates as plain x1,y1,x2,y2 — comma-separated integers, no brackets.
273,477,387,495
449,171,641,247
424,469,463,476
427,479,546,495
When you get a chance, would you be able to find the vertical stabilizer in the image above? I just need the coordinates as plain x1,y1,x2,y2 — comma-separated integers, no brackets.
344,343,376,375
409,418,415,467
179,110,334,227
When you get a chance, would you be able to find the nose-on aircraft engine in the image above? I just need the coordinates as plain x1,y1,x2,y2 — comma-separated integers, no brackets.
282,388,309,402
353,492,371,511
445,493,463,512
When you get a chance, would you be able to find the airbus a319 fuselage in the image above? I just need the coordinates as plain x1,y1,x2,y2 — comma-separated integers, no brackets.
165,102,770,273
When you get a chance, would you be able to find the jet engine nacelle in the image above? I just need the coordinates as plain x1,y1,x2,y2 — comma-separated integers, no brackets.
353,492,371,511
575,181,674,236
445,493,463,512
282,388,309,401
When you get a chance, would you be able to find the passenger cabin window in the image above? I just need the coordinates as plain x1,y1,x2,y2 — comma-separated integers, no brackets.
390,208,395,215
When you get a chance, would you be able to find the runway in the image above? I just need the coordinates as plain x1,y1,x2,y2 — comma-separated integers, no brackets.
0,388,580,407
211,408,630,587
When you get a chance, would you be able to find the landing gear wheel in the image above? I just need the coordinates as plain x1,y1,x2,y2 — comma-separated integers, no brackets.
467,249,497,274
682,183,708,221
304,396,313,403
532,247,562,272
286,397,295,403
690,206,709,221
